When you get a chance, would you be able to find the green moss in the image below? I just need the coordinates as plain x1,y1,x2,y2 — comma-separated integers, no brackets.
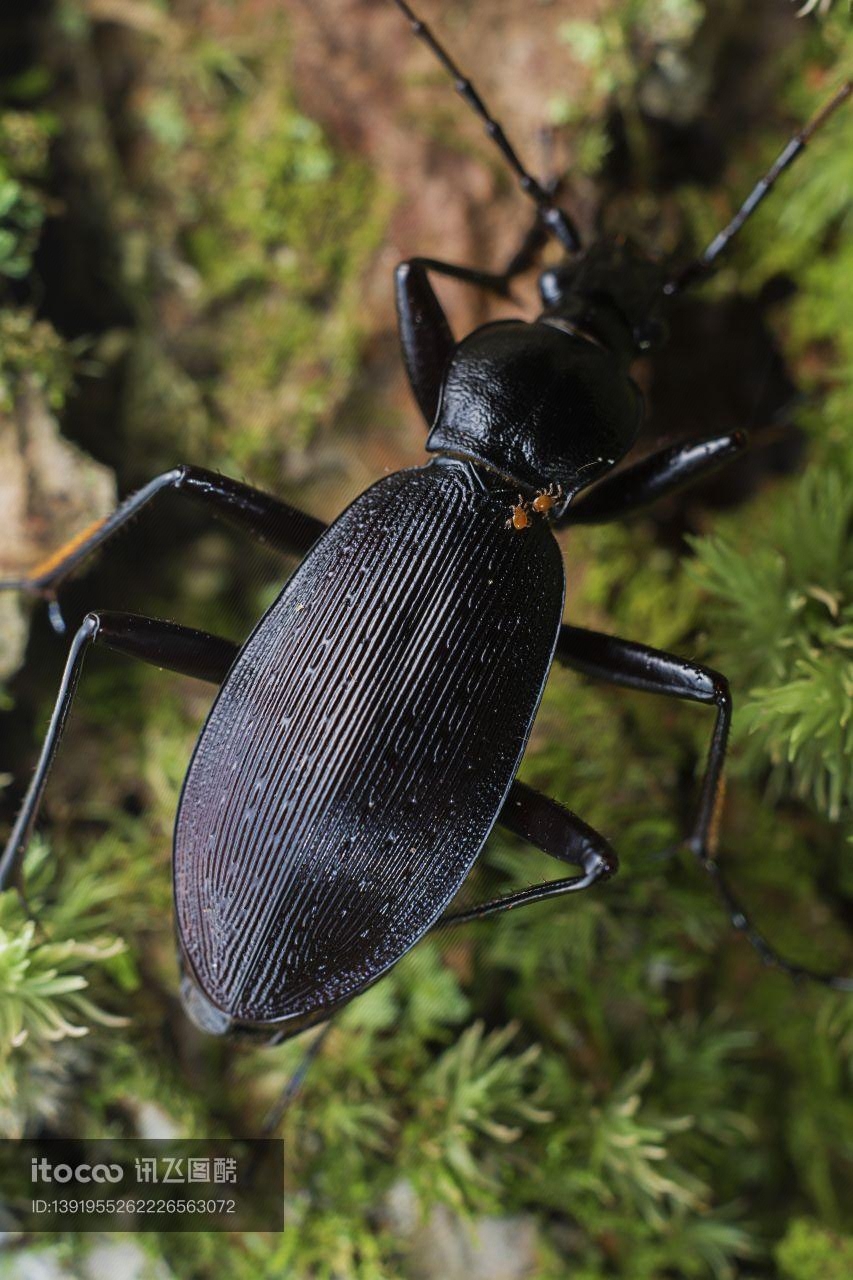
0,110,55,178
0,308,73,411
776,1218,853,1280
688,458,853,819
0,842,128,1137
176,69,387,465
0,106,71,410
0,107,55,282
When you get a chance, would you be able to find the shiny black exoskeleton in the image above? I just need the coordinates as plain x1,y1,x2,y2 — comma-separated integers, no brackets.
1,4,851,1046
424,241,677,511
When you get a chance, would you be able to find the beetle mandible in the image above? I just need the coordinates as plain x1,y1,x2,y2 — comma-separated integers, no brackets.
1,1,851,1041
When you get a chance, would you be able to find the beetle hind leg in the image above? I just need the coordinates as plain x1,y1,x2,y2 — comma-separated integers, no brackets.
703,861,853,992
0,612,238,890
555,622,853,989
438,781,618,927
256,1021,336,1139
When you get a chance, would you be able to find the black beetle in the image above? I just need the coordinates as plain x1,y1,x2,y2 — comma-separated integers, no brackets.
1,2,851,1041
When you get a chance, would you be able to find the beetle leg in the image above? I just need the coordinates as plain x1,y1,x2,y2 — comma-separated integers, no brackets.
257,1020,335,1138
0,465,327,604
437,869,608,928
439,782,617,926
555,624,853,990
498,779,619,881
395,261,456,425
395,219,552,425
558,431,748,526
0,611,239,889
556,623,731,857
400,243,549,307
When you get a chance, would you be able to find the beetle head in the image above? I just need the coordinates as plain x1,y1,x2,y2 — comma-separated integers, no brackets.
538,238,669,362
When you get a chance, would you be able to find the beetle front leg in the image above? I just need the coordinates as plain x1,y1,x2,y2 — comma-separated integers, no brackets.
395,261,456,425
0,612,238,889
395,216,552,424
555,624,853,990
0,465,327,606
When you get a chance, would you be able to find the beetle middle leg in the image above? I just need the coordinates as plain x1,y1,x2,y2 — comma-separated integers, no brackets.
0,465,326,609
0,612,239,889
559,431,749,526
555,624,853,989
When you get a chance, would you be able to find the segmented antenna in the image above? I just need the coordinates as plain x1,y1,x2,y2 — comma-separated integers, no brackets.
668,79,852,294
392,0,582,252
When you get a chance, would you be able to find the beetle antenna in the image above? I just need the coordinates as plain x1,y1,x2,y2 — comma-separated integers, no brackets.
666,79,852,295
392,0,583,253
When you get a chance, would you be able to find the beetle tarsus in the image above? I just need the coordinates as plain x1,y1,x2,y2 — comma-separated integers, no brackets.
708,856,853,990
